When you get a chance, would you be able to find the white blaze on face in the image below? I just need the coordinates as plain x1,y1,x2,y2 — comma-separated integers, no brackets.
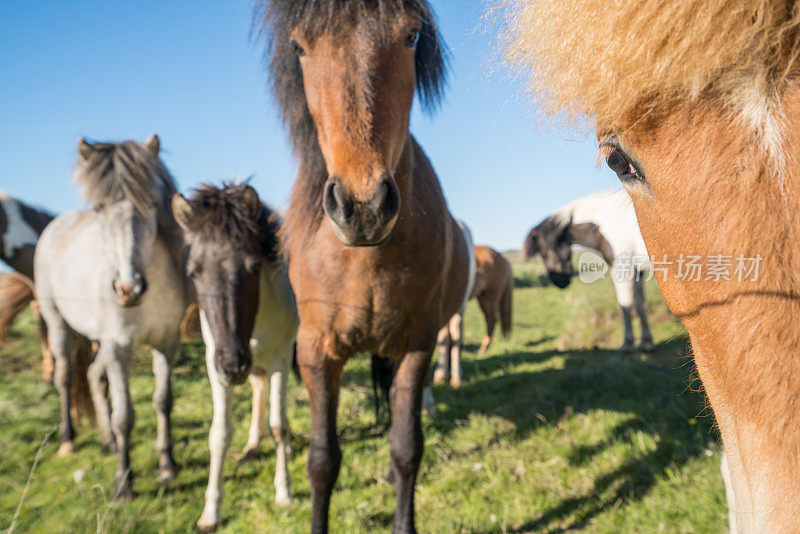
0,192,40,259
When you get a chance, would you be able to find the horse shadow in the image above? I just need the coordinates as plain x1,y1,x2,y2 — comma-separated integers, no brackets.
427,336,717,532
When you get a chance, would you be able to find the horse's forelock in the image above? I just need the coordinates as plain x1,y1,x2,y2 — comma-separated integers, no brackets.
74,140,177,222
255,0,447,156
184,183,281,263
504,0,800,160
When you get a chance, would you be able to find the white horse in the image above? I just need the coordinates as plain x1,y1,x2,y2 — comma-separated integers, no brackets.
35,135,188,497
172,183,298,532
523,189,653,351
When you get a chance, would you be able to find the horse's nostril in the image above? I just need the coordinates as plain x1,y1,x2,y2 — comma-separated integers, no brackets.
373,175,400,221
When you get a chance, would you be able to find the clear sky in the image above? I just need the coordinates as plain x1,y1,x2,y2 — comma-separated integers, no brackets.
0,0,620,251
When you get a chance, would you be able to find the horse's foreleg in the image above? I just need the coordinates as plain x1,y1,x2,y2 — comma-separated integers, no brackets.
432,326,451,385
614,280,635,352
389,349,430,534
269,349,292,506
242,373,268,460
152,344,178,482
87,357,115,453
633,275,653,351
48,318,76,456
103,346,134,499
198,315,235,533
298,334,343,534
448,311,464,389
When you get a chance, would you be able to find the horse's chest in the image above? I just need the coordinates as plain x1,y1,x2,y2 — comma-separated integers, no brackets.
292,259,421,353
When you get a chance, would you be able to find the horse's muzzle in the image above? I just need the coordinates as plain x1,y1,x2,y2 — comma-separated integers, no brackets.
323,175,400,246
216,350,252,386
113,272,148,307
548,271,572,289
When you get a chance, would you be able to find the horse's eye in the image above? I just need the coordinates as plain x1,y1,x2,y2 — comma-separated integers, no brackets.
188,266,200,279
292,40,305,58
405,29,420,47
606,148,643,180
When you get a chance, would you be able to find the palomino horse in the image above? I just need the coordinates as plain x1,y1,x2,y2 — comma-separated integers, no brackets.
257,1,470,531
172,183,298,532
522,190,653,352
507,0,800,530
471,245,513,353
35,135,187,498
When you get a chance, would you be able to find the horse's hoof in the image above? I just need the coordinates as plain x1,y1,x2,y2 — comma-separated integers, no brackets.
618,343,635,353
114,483,133,501
197,510,220,533
275,491,291,507
241,447,261,462
57,441,75,457
102,440,118,455
196,519,219,533
158,467,178,484
450,377,461,389
432,370,446,386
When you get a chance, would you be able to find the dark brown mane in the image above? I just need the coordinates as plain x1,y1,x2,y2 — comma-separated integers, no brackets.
253,0,447,247
182,183,281,263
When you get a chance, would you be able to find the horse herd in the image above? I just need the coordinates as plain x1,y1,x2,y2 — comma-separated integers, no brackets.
3,0,800,531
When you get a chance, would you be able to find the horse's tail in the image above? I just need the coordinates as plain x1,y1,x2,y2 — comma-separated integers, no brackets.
0,272,35,343
70,334,95,427
500,267,514,338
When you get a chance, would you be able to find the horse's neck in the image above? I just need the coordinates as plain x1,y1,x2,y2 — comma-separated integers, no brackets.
568,222,615,266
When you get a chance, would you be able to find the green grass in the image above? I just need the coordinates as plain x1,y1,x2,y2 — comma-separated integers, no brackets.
0,258,727,533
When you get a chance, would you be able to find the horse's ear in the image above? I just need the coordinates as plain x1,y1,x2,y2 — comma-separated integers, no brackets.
145,133,160,156
78,138,94,160
242,185,262,220
172,193,195,231
522,229,538,260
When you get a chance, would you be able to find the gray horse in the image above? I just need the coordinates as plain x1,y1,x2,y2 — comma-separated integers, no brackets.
35,135,188,498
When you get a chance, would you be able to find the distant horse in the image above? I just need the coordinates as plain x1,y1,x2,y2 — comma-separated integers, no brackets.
431,220,476,390
471,245,513,353
0,190,53,278
172,184,298,532
507,0,800,529
35,135,187,498
257,1,470,532
372,243,512,422
523,190,653,352
0,191,94,421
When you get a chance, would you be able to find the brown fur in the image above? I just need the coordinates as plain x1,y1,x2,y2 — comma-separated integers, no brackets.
470,246,513,352
508,0,800,529
0,272,34,343
257,1,465,531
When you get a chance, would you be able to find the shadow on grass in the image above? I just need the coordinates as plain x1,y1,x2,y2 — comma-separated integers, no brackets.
429,336,714,533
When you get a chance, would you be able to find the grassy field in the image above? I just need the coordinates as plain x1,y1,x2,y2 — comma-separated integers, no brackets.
0,257,727,533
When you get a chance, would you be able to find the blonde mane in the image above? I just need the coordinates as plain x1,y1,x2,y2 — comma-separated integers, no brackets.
504,0,800,159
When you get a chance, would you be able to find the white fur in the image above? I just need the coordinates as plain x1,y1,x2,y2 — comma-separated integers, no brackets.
0,191,39,259
555,189,653,351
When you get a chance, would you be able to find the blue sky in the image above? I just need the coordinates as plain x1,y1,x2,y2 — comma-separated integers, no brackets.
0,0,619,251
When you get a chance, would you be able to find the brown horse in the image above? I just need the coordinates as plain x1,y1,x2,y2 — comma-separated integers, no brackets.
507,0,800,530
257,1,468,532
471,245,513,353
